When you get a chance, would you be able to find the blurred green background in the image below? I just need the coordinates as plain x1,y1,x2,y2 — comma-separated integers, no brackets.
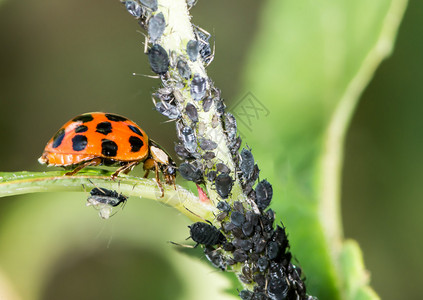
0,0,420,299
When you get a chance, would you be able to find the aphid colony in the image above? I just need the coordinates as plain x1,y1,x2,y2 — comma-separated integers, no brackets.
87,2,314,299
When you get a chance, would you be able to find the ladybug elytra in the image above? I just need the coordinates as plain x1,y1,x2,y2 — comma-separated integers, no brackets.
39,112,176,196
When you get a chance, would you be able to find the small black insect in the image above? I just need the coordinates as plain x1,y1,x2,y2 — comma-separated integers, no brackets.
202,97,213,112
202,151,216,160
153,87,174,103
148,44,169,75
186,40,199,62
177,59,191,79
174,143,191,160
199,138,217,151
87,187,128,219
148,12,166,42
233,249,248,262
232,238,253,251
204,246,227,270
190,74,207,101
193,26,213,64
257,257,269,272
180,126,197,153
189,221,226,247
155,101,180,120
206,170,217,182
140,0,157,11
216,163,230,174
215,173,233,199
185,103,198,123
230,211,246,227
123,1,143,18
217,200,231,212
239,290,253,300
240,148,255,179
224,112,237,143
255,179,273,210
178,162,203,183
267,268,289,300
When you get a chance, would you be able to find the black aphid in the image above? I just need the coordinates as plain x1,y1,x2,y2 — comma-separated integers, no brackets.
123,1,143,18
216,163,230,174
194,26,213,64
215,173,233,199
199,138,217,150
189,221,226,247
217,201,231,212
233,249,248,262
239,290,253,300
204,246,226,270
148,44,169,75
202,97,213,112
240,148,255,179
155,102,180,119
224,112,237,143
231,211,246,227
190,74,206,101
255,179,273,210
180,126,197,153
88,187,127,207
267,269,289,300
186,40,199,62
177,59,191,79
140,0,157,11
174,143,192,160
148,12,165,42
178,162,203,183
185,103,198,123
202,151,216,160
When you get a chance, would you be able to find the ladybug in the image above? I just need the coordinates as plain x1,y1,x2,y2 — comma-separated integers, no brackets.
39,112,176,196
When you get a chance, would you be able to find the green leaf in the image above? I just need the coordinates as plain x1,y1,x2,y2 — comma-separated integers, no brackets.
235,0,407,298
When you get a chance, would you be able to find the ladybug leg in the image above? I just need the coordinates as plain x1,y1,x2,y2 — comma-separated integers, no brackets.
153,160,164,197
142,158,164,197
111,161,139,179
65,158,102,176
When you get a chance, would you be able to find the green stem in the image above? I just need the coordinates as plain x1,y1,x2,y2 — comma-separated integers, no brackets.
0,171,215,221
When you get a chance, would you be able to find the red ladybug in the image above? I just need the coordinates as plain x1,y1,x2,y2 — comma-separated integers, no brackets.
39,112,176,196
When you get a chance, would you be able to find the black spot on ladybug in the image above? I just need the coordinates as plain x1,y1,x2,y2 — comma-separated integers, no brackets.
129,136,144,152
72,135,88,151
101,139,118,157
96,122,113,135
128,125,143,137
105,114,127,122
72,114,94,123
52,128,65,148
74,125,88,133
